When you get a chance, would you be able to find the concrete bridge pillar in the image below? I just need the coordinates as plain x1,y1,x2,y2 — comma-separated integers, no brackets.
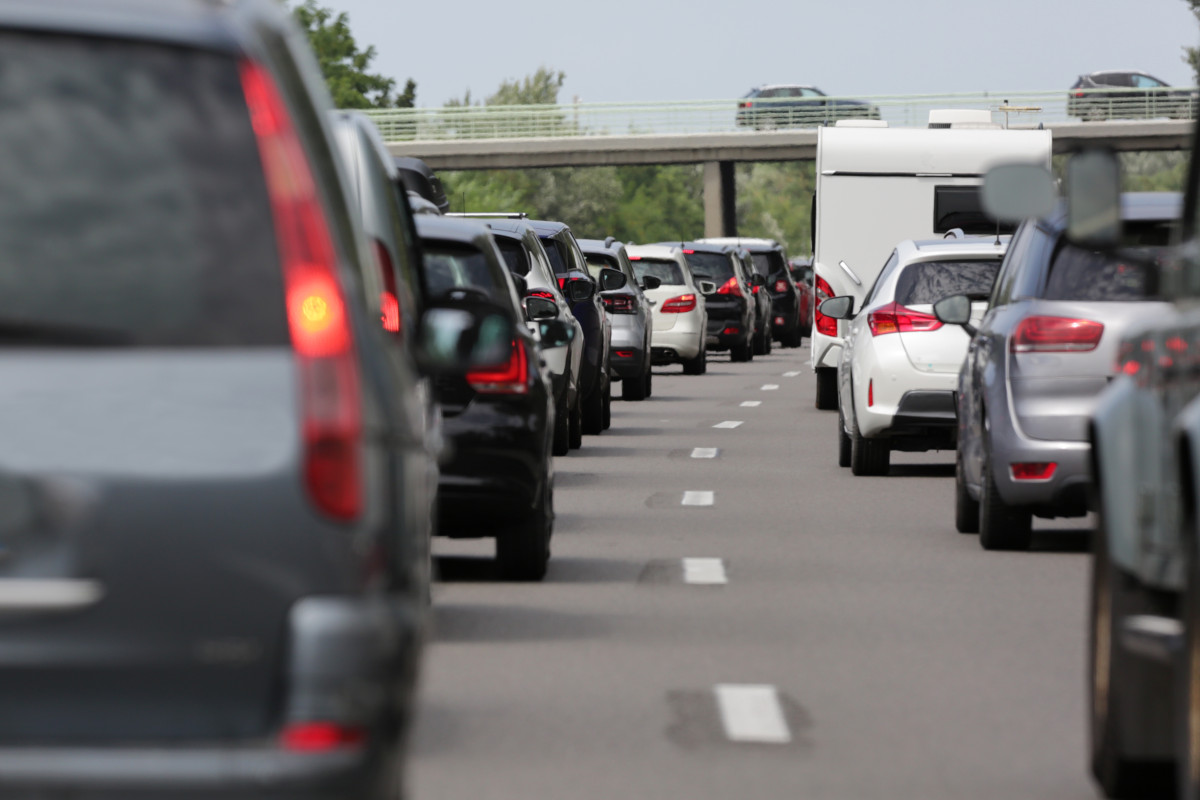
703,161,737,238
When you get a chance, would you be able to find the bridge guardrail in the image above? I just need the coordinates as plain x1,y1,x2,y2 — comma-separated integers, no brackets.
362,88,1199,143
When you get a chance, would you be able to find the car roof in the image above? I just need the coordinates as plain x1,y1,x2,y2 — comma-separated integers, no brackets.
752,84,820,91
527,219,570,236
1086,70,1156,78
895,237,1010,263
626,243,683,260
0,0,256,51
576,238,626,256
414,215,495,247
484,218,538,239
696,237,783,252
670,241,739,254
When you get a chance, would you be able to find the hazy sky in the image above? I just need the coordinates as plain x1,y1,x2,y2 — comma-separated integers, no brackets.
325,0,1199,107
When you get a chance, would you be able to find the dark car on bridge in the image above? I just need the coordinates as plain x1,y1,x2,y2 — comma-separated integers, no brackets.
735,85,881,129
1067,70,1197,121
668,241,760,362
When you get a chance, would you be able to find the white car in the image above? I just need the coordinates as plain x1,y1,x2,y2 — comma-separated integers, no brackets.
821,237,1008,475
625,244,713,375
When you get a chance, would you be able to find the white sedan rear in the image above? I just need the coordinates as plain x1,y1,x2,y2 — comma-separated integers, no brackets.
626,244,712,375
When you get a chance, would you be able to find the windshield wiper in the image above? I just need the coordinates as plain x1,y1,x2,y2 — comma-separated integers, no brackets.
0,320,132,346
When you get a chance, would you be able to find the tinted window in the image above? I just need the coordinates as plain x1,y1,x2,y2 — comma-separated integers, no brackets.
585,254,618,281
990,224,1035,308
496,238,530,276
1040,220,1174,301
632,258,684,285
0,33,284,347
541,237,570,275
934,186,1016,235
684,252,736,282
423,243,506,300
895,259,1002,306
750,251,786,277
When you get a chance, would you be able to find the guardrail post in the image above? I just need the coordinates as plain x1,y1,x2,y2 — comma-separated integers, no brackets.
704,161,737,238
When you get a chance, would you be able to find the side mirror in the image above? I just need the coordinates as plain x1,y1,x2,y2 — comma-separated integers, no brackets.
933,294,978,337
817,295,855,320
538,319,576,349
1066,149,1122,247
697,280,717,296
416,303,514,374
599,268,628,292
524,295,559,321
565,279,595,303
981,162,1056,224
510,273,528,296
641,275,662,291
749,273,767,287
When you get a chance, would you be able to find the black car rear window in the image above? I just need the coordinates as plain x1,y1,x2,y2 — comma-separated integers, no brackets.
684,252,735,283
750,252,786,277
540,237,570,276
495,238,530,277
894,259,1002,306
0,33,285,347
1042,220,1175,301
632,258,684,286
422,243,507,302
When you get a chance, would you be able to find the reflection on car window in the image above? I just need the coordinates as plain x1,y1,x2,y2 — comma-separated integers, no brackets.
1043,247,1151,301
684,252,735,282
863,251,900,308
632,258,684,286
585,255,617,281
895,259,1002,306
496,239,529,276
541,238,569,275
423,244,503,300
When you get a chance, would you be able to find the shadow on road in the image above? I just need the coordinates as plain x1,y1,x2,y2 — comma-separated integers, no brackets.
1031,527,1092,553
430,601,614,643
888,463,956,478
435,555,637,584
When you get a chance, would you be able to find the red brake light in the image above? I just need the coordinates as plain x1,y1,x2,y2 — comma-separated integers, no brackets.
867,302,942,336
661,294,697,313
774,279,789,293
868,379,874,407
281,722,367,752
528,289,556,300
466,339,529,394
682,249,695,254
751,285,761,295
603,294,636,314
1012,316,1103,353
242,59,361,522
371,239,401,335
1011,462,1057,481
557,277,567,289
814,275,837,337
628,256,642,261
716,276,743,298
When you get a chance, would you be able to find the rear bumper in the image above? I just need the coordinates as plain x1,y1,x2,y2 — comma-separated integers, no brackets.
991,435,1090,517
651,320,704,362
608,327,647,379
888,390,957,451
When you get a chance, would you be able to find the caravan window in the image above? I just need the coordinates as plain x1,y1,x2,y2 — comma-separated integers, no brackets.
934,186,1016,235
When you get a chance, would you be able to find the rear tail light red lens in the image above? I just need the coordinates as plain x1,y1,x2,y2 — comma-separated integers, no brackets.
371,239,401,334
242,59,361,522
815,275,837,337
1011,316,1103,353
603,294,636,314
1011,462,1057,481
661,294,697,313
868,379,874,407
723,326,740,335
774,280,789,293
528,289,556,300
716,276,743,298
557,277,567,289
466,339,529,394
751,285,761,295
281,722,367,752
614,350,635,358
867,302,942,336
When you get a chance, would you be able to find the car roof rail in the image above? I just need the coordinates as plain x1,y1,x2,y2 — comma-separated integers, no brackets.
446,212,528,219
604,235,616,247
943,228,966,239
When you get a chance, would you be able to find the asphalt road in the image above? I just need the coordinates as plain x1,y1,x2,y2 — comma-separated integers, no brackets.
413,342,1097,800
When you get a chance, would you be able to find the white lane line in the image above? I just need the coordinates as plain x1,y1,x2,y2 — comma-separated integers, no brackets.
740,400,762,408
783,371,801,377
760,384,779,391
681,491,714,506
683,558,727,585
714,684,791,744
691,447,719,459
713,420,744,429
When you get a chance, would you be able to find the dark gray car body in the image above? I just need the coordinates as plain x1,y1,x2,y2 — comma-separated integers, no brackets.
577,238,653,391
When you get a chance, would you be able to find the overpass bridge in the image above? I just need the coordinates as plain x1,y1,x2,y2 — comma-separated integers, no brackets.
366,90,1195,236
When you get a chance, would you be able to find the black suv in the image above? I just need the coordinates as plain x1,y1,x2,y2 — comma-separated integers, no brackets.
698,238,804,348
1068,70,1196,121
671,241,759,362
735,85,880,129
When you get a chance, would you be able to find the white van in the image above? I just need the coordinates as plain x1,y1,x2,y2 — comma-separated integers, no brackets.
809,123,1052,408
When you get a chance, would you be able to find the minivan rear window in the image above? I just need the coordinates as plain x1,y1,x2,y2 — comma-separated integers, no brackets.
684,252,735,283
894,259,1002,306
0,33,285,347
631,259,684,286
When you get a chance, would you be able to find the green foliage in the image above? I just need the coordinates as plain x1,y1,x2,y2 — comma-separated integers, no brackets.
737,162,815,257
291,0,416,108
488,68,566,107
1185,0,1200,85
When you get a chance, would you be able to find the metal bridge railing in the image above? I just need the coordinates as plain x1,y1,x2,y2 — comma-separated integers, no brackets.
362,88,1199,143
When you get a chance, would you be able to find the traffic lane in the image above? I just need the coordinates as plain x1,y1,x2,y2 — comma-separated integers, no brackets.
415,346,1095,800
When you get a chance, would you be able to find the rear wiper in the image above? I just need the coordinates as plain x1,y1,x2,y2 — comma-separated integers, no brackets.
0,320,131,346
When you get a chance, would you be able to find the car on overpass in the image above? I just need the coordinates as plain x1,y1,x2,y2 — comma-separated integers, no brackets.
1067,70,1197,121
735,85,880,129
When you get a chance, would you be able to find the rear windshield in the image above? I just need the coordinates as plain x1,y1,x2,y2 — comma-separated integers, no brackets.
895,259,1002,306
585,254,618,281
632,258,685,286
1043,221,1175,301
750,251,787,277
684,252,735,283
0,33,285,347
423,243,507,302
495,238,530,276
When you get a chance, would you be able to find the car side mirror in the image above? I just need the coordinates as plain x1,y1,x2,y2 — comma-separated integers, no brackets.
640,275,662,291
933,294,978,337
599,268,628,292
524,295,559,322
749,273,767,287
697,280,717,296
817,295,855,320
538,319,576,349
416,302,514,374
1066,149,1122,248
566,279,595,303
981,162,1056,224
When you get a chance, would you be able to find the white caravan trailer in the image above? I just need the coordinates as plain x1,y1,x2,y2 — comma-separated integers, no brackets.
809,123,1052,408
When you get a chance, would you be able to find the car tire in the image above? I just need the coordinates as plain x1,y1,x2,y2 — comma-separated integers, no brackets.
582,382,604,435
496,481,552,582
552,393,570,456
601,377,612,430
850,410,889,476
754,325,770,356
954,450,980,533
978,441,1032,551
731,339,752,363
1089,521,1175,798
683,345,707,376
623,367,648,401
568,396,582,450
815,368,837,410
786,327,803,348
645,367,653,397
1179,539,1200,800
837,406,851,468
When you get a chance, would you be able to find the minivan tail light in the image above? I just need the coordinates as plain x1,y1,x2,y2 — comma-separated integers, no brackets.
603,294,635,314
281,722,367,752
716,276,743,298
372,239,401,334
242,59,361,521
466,339,529,394
1011,462,1057,481
661,294,697,313
815,275,837,337
774,279,789,293
1012,316,1104,353
868,302,942,336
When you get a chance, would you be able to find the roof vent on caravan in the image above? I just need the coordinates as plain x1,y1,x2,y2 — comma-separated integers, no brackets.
927,109,999,129
833,119,888,128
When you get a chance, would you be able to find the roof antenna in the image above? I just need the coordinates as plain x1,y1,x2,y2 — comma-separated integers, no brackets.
994,218,1001,247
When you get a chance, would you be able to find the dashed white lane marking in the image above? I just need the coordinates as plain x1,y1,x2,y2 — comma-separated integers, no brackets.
761,384,779,391
714,684,792,744
713,420,744,429
681,491,715,506
783,371,802,377
691,447,719,459
740,400,762,407
683,558,727,585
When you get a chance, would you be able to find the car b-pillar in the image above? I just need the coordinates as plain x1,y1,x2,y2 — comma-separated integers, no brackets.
703,161,737,238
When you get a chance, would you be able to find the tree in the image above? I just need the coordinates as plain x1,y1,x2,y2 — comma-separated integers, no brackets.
291,1,416,108
1184,0,1200,85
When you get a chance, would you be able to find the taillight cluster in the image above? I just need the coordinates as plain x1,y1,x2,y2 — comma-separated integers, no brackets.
603,294,636,314
661,294,697,313
814,275,837,337
528,289,556,300
773,279,789,293
1011,316,1103,353
716,276,743,298
242,59,361,522
466,339,529,395
867,302,942,337
371,239,401,335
